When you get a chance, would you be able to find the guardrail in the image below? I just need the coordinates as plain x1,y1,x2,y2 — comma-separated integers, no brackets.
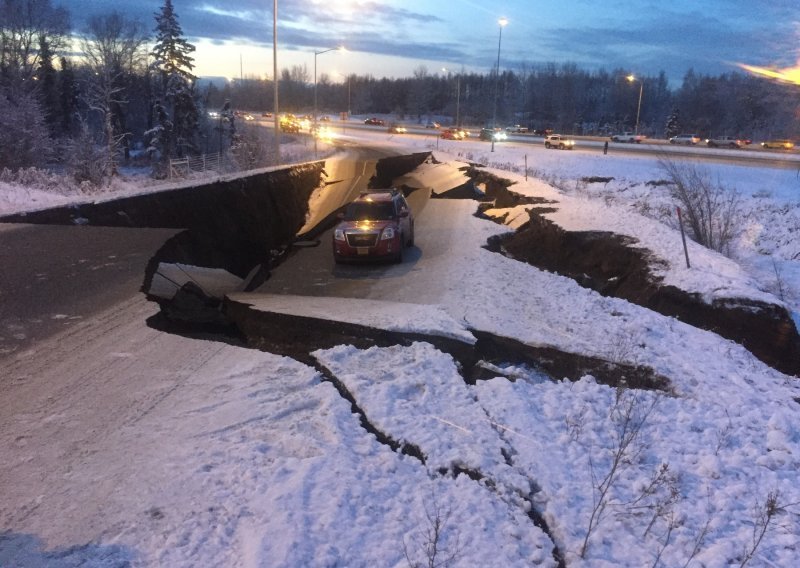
168,153,225,179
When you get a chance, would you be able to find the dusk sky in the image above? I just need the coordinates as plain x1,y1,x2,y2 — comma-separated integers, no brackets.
68,0,800,85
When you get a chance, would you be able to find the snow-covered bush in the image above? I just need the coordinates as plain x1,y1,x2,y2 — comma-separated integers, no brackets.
0,87,53,170
658,156,743,256
66,120,108,187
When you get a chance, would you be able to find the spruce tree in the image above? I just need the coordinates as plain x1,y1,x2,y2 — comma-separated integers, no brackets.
665,108,681,139
58,56,78,135
36,37,60,135
149,0,199,173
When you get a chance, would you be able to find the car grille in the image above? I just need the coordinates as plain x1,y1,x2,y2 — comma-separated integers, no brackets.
346,232,379,247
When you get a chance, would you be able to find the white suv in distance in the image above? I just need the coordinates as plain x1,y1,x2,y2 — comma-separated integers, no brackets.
669,133,701,145
706,136,743,148
544,134,575,150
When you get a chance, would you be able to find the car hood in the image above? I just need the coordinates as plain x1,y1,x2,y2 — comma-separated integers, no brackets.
336,219,395,232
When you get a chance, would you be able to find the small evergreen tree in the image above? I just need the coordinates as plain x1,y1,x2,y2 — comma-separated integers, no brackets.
149,0,199,173
144,98,171,176
665,107,681,138
58,56,78,135
36,37,61,135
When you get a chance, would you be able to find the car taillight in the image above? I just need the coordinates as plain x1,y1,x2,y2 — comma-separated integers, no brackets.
334,229,346,242
380,226,396,240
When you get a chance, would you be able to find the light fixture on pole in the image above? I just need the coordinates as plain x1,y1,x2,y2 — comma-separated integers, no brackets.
627,74,644,135
491,17,508,152
314,46,344,157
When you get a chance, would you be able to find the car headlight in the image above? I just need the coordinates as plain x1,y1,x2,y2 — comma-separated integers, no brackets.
334,229,346,242
380,227,396,240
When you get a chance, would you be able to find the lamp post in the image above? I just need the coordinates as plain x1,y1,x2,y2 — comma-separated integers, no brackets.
442,68,461,127
334,71,351,132
491,17,508,152
627,74,644,135
272,0,279,164
314,46,343,156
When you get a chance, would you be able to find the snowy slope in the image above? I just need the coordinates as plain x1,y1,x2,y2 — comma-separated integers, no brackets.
1,127,799,567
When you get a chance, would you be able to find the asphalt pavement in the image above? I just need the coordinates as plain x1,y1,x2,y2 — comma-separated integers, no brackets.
0,223,178,360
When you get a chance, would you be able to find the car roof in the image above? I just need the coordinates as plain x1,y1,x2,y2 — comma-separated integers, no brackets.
355,189,400,203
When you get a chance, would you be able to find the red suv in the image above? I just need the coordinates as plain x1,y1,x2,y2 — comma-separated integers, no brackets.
333,189,415,263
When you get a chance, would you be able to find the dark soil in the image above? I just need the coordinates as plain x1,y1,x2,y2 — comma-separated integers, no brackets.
485,201,800,377
224,297,671,391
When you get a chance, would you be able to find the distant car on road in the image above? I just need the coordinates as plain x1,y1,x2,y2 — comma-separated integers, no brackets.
506,125,529,133
479,128,507,141
333,189,414,264
532,128,553,136
440,128,465,140
761,139,794,150
364,117,385,126
425,121,440,129
388,123,407,134
669,134,701,145
544,134,575,150
280,115,301,132
706,136,743,148
610,132,646,143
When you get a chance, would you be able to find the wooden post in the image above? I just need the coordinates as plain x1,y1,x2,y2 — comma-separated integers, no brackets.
677,207,691,269
525,154,528,180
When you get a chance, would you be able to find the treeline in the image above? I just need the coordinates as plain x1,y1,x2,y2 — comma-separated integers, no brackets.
0,0,220,181
2,0,798,183
216,63,798,141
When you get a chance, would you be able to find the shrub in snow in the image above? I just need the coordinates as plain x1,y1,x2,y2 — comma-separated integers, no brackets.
0,87,52,170
658,156,743,256
66,120,108,187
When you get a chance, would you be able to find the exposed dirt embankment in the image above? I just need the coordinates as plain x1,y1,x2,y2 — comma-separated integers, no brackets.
0,164,325,282
476,170,800,376
225,298,670,391
370,152,432,187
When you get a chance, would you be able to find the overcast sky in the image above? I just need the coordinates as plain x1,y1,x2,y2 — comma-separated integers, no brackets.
66,0,800,85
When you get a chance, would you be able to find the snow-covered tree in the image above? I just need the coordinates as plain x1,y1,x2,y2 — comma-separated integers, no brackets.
149,0,199,170
58,56,78,135
665,108,680,138
0,0,71,84
144,98,171,175
81,11,149,179
35,36,60,134
0,86,52,168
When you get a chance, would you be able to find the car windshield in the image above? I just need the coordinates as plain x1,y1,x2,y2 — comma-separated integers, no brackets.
344,201,395,221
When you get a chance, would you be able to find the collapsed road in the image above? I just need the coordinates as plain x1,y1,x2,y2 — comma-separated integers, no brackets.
1,146,797,566
0,149,800,380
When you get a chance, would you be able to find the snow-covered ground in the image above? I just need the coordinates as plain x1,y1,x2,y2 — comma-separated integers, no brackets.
1,126,799,567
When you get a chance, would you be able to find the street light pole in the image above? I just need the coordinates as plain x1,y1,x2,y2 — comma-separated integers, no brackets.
627,74,644,135
443,67,462,127
491,17,508,152
272,0,279,164
314,46,341,157
456,74,461,127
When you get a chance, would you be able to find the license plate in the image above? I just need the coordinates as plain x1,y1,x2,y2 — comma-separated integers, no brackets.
357,247,369,255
